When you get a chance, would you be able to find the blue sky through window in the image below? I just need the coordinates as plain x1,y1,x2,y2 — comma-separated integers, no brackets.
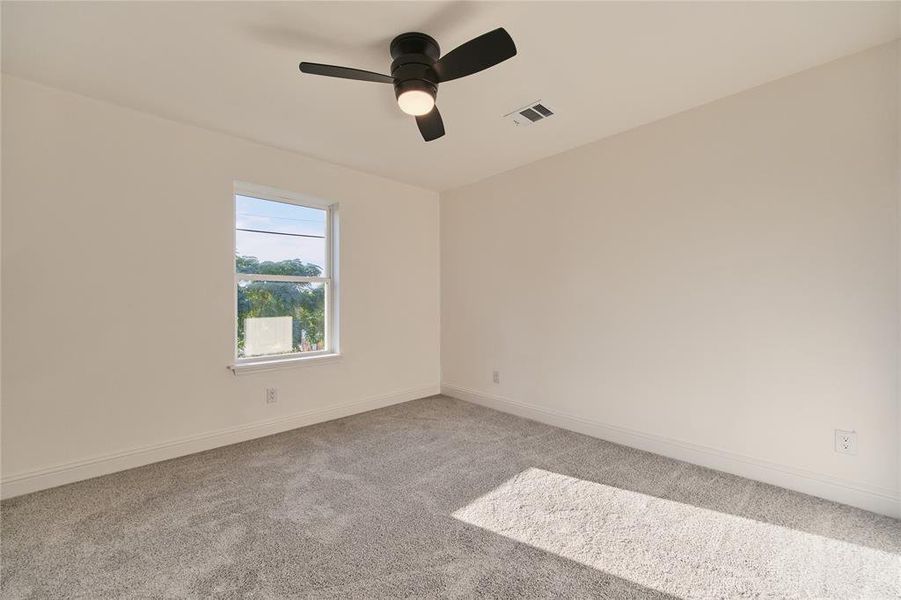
236,195,326,269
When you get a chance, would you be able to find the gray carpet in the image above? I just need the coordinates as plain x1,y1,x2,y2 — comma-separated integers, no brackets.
1,395,899,599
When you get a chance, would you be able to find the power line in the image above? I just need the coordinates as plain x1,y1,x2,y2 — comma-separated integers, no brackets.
237,228,325,240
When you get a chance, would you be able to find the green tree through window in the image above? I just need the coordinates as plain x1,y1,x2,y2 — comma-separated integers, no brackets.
236,256,325,356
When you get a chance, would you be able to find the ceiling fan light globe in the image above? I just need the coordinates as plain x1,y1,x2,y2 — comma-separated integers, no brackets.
397,90,435,116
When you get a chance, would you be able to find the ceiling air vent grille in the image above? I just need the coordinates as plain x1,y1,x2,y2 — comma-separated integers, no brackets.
504,101,555,127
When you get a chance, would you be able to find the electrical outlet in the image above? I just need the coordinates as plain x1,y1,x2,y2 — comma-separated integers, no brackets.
492,370,500,384
265,387,278,404
834,429,857,455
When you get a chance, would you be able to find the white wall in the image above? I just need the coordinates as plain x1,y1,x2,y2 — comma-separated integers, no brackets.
441,43,901,516
3,42,899,518
0,75,440,496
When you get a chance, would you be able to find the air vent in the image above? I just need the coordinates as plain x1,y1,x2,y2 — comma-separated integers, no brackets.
504,101,555,127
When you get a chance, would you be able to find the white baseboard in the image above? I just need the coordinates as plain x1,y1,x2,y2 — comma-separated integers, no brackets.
441,383,900,519
0,384,439,500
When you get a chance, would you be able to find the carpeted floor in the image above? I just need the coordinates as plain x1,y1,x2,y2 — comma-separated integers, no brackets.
1,395,899,599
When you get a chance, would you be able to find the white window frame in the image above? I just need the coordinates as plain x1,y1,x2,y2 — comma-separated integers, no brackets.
230,182,339,373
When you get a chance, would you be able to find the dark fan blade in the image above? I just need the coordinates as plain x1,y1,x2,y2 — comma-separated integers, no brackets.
299,62,394,84
416,107,445,141
434,28,516,82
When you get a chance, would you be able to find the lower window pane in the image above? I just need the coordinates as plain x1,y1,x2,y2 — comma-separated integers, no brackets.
237,280,326,358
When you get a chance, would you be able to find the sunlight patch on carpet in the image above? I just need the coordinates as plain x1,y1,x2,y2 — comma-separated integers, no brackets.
452,468,900,599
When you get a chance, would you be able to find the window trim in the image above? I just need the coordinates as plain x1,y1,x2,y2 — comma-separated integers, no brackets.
230,182,340,373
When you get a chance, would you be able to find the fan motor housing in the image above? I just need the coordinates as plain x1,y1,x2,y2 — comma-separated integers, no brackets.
389,32,440,61
390,31,440,94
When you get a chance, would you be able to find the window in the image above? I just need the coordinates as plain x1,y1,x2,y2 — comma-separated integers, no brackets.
233,183,337,365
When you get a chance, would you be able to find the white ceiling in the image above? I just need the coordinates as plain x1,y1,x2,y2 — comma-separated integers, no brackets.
3,1,899,191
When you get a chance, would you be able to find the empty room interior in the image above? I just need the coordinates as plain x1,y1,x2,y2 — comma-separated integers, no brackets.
2,1,901,598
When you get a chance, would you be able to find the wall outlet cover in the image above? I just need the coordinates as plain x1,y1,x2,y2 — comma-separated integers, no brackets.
834,429,857,455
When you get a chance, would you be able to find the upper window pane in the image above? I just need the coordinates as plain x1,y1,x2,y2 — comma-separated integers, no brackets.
236,195,326,275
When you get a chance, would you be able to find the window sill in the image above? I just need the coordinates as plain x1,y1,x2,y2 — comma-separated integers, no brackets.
229,353,341,375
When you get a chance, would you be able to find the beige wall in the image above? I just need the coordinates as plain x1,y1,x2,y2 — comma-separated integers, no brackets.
0,75,440,495
441,43,901,516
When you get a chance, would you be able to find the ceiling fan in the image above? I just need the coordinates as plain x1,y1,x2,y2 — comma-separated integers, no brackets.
299,28,517,142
